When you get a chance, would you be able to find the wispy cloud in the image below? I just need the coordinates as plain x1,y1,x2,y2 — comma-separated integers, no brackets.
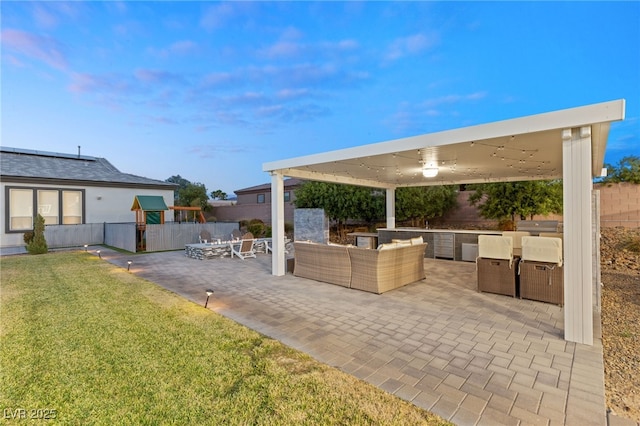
200,3,236,32
386,92,488,134
148,40,198,59
134,68,187,85
258,37,359,60
421,92,487,108
1,29,68,70
384,32,438,62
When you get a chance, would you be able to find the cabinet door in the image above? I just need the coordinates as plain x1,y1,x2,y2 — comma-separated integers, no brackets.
434,233,455,259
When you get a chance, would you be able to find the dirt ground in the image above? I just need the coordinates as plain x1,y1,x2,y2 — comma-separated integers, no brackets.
600,227,640,422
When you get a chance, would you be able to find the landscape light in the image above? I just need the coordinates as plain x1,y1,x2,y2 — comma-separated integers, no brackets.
127,260,132,271
96,250,101,259
84,244,88,251
205,289,214,308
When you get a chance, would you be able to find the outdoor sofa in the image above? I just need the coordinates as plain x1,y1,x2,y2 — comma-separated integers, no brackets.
293,239,427,294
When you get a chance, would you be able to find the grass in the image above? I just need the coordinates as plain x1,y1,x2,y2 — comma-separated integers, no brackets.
0,252,450,425
621,234,640,253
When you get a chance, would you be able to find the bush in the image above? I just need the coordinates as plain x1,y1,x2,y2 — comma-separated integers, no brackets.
622,235,640,253
26,214,48,255
498,218,515,231
247,219,265,238
284,222,294,235
23,231,34,244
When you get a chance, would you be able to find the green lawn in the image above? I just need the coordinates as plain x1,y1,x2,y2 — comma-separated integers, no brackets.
1,252,450,425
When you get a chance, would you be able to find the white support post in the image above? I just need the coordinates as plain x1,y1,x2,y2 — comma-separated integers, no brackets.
270,172,286,276
386,188,396,229
562,126,594,345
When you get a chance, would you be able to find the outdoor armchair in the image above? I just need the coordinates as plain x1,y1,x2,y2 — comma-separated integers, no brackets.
230,232,257,260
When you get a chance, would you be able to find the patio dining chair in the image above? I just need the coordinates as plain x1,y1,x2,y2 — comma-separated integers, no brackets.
230,232,257,260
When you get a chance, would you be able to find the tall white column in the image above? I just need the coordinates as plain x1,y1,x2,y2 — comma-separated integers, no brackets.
270,172,285,276
386,188,396,229
562,126,593,345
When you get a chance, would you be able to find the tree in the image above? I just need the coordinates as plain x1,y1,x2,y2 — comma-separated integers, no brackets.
26,214,48,255
293,182,385,229
396,186,458,227
468,180,563,225
293,182,458,230
210,189,228,200
177,182,209,211
166,175,191,203
600,155,640,184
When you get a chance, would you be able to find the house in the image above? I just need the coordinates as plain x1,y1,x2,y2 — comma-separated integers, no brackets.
212,178,303,224
1,147,176,249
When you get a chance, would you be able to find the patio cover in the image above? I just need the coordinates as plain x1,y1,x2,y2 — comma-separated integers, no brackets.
263,99,626,345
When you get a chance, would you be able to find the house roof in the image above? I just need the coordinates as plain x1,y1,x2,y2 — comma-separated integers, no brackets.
0,147,176,189
235,177,304,194
263,100,625,189
131,195,169,211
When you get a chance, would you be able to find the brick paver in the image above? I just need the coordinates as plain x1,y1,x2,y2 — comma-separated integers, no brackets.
93,247,608,426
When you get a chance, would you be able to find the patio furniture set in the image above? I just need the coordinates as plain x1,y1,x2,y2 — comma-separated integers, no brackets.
185,231,269,260
476,232,564,305
292,236,427,294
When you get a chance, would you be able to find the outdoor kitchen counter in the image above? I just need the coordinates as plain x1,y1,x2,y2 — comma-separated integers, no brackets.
377,228,502,262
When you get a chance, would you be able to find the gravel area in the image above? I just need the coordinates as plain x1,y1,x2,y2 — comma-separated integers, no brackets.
600,227,640,422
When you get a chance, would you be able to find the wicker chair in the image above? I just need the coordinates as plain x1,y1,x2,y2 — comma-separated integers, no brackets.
519,236,563,305
476,235,518,297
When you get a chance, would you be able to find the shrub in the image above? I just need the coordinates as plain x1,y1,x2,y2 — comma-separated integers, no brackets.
247,219,265,238
26,214,48,255
498,218,515,231
284,222,294,234
622,235,640,253
23,231,34,244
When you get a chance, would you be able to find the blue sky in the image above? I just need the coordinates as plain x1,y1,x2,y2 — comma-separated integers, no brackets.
2,1,639,196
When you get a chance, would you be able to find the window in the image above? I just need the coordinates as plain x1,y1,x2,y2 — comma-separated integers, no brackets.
284,191,290,202
9,189,33,230
38,190,59,225
62,191,82,224
6,187,84,232
257,193,265,204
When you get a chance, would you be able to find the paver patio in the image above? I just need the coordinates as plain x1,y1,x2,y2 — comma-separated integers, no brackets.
95,247,606,426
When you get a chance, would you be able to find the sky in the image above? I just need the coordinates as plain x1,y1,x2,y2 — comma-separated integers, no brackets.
2,1,639,197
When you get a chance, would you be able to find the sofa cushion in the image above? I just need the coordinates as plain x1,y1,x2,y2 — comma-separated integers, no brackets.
410,236,424,245
378,242,398,250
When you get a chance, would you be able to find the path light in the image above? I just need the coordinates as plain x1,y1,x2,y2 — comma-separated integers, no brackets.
84,244,88,251
127,260,132,271
204,289,214,308
97,250,101,259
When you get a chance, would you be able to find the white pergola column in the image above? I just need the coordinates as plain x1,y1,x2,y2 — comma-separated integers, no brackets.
270,172,286,276
562,126,593,345
386,188,396,228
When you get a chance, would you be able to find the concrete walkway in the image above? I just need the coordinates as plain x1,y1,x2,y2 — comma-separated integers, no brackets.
94,247,607,426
